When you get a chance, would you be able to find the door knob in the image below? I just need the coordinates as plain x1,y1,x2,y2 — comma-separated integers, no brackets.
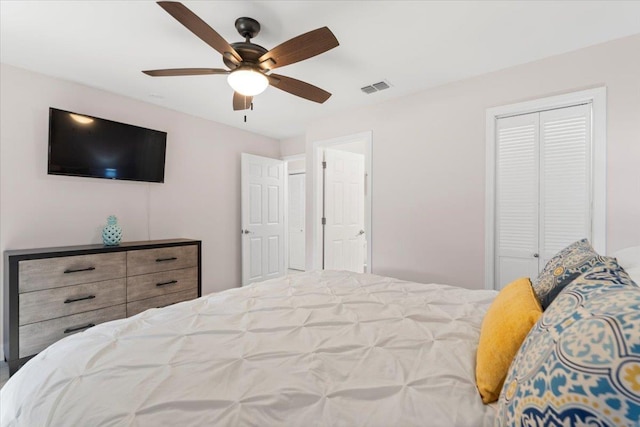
356,229,365,237
533,253,539,258
242,229,253,234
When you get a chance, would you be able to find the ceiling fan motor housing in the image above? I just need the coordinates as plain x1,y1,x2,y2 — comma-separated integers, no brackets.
223,42,268,69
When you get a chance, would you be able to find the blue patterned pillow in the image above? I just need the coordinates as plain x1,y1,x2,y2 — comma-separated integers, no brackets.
496,265,640,427
532,239,610,309
540,255,621,308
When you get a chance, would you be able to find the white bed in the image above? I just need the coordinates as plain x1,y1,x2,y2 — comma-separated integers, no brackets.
1,270,497,426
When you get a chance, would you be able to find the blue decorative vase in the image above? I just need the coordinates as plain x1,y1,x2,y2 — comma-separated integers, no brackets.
102,215,123,246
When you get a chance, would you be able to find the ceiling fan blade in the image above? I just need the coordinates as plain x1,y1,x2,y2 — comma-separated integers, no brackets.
143,68,229,77
258,27,338,70
268,74,331,103
233,92,253,111
157,1,242,62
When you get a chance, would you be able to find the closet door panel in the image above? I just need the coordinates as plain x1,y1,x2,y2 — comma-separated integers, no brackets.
495,113,540,288
539,104,592,264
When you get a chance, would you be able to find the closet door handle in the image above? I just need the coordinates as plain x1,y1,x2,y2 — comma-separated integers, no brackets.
533,253,539,258
64,267,96,274
156,257,177,262
63,323,95,334
64,295,96,304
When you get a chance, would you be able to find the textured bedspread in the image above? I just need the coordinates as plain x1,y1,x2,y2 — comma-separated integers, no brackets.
1,271,497,426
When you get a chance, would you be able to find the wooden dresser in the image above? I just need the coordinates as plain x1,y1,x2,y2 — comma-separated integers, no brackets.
3,239,201,375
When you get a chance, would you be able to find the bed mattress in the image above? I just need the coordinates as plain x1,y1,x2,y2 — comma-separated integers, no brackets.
1,270,497,426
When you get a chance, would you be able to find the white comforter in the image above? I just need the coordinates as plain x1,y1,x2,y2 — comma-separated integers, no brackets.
1,271,497,426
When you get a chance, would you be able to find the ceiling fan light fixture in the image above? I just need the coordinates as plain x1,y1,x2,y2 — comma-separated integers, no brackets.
227,67,269,96
146,3,339,109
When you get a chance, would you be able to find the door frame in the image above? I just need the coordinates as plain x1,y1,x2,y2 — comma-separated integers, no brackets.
282,154,306,271
311,131,373,273
484,87,607,290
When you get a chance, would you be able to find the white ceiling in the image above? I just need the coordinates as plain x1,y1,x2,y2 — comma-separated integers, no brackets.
2,1,640,140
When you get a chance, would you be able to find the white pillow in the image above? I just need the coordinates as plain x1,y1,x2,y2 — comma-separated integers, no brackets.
610,246,640,284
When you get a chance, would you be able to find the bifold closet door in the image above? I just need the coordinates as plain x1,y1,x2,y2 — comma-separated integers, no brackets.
495,113,540,288
539,104,592,266
495,103,593,289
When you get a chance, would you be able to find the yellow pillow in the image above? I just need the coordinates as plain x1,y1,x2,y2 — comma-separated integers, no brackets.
475,277,542,404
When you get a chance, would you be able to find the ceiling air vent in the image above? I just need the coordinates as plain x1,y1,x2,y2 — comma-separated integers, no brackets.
361,80,392,94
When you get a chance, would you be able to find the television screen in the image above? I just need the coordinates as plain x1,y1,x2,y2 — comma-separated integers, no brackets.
48,108,167,183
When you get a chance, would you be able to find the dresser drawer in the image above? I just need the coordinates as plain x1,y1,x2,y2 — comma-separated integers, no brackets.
127,267,197,302
19,252,126,293
127,245,197,276
19,278,126,325
18,304,126,357
126,289,198,317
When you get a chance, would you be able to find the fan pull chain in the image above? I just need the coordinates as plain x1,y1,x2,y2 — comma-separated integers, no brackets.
243,102,255,123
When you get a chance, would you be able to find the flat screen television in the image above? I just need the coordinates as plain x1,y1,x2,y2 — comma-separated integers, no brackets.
48,108,167,183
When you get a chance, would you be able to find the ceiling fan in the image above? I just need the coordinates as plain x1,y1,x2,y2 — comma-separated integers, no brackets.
143,1,339,111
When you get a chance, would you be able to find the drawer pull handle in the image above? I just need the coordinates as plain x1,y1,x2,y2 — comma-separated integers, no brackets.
156,257,177,262
64,295,96,304
64,267,96,274
156,280,178,287
64,323,95,334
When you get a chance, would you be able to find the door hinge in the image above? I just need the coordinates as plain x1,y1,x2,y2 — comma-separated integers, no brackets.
322,161,327,169
321,217,326,225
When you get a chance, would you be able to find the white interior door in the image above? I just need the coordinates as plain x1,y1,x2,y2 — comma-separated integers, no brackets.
241,153,285,286
496,113,541,287
324,148,365,272
288,173,305,271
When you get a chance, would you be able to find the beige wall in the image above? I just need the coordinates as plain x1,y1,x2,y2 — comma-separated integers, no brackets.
287,159,306,172
301,34,640,289
0,64,281,354
280,135,306,157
